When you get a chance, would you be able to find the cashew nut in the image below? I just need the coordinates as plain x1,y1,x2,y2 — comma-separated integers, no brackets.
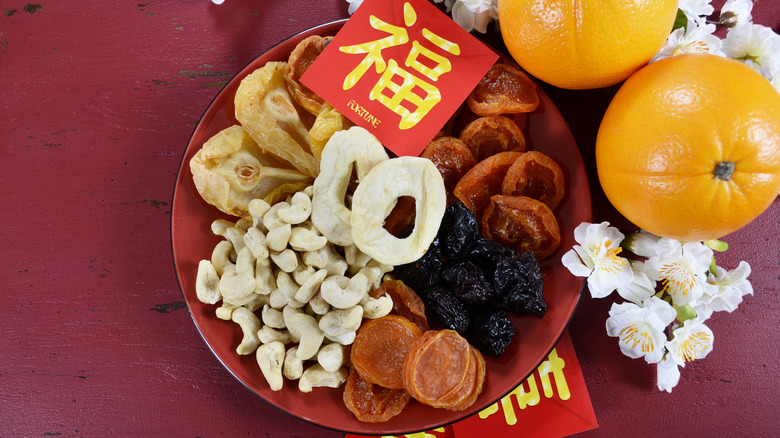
235,246,255,278
350,156,447,265
294,268,328,303
262,201,290,230
231,307,261,355
244,226,269,260
285,312,324,360
256,341,285,391
243,293,270,312
311,126,389,246
270,248,298,273
248,198,271,230
277,191,312,225
211,240,234,277
219,270,256,306
257,325,292,344
261,304,285,329
361,293,393,319
265,223,292,252
292,264,316,285
319,305,363,343
215,303,236,321
307,291,330,316
317,343,350,372
213,221,247,255
320,273,369,309
298,364,348,393
283,346,304,380
275,271,305,308
195,260,221,305
254,257,275,295
288,226,328,252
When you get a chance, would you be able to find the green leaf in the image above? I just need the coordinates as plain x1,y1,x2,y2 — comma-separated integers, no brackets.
704,239,729,252
675,304,697,323
672,9,688,31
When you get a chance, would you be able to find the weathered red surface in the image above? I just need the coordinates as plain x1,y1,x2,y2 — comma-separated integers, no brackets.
1,1,778,437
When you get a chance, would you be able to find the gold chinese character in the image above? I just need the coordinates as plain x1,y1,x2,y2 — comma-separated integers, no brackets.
382,427,447,438
405,29,460,81
339,15,409,90
369,59,441,130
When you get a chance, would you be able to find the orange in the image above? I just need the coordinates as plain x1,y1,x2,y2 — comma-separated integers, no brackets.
497,0,678,90
596,53,780,242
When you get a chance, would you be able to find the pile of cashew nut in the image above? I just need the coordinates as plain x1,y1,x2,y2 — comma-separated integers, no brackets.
195,126,446,393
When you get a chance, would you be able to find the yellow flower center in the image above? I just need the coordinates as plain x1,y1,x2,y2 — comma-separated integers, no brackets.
659,263,696,297
678,331,713,362
619,323,655,354
595,239,627,273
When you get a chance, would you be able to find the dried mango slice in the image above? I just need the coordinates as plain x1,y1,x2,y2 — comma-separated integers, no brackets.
190,125,312,218
285,35,332,115
309,103,349,162
402,330,474,410
235,62,320,177
351,315,424,390
420,136,477,201
459,116,526,162
343,367,411,423
501,151,565,210
370,280,429,331
481,195,561,259
467,64,539,116
453,151,523,220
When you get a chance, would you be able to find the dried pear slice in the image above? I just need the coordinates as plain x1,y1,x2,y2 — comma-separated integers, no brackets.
309,103,349,162
190,125,312,218
234,62,320,177
285,35,332,116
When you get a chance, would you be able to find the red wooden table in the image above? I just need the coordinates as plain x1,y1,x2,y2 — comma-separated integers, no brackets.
2,1,778,436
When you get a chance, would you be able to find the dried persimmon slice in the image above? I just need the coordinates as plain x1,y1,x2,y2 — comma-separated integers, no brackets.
467,64,539,116
501,151,565,210
402,330,474,410
351,315,424,389
370,280,429,331
481,195,561,259
285,35,332,115
420,136,477,202
343,367,411,423
453,151,523,220
459,116,526,162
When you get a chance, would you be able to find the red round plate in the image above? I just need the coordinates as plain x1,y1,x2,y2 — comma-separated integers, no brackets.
172,19,591,436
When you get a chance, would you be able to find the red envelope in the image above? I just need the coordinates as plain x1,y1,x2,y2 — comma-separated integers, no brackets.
346,331,597,438
301,0,497,157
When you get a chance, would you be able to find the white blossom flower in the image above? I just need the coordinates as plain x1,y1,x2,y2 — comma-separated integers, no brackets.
616,261,657,305
211,0,225,4
652,23,725,62
695,261,753,318
656,353,681,392
678,0,715,26
346,0,364,15
433,0,457,13
562,222,634,299
722,23,780,82
720,0,753,28
606,297,676,364
450,0,493,33
644,239,716,307
665,318,714,366
622,231,661,258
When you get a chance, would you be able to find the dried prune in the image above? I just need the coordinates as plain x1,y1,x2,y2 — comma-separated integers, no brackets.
438,201,480,259
393,237,443,293
441,260,495,305
420,287,470,335
464,237,516,276
493,252,546,317
467,308,515,358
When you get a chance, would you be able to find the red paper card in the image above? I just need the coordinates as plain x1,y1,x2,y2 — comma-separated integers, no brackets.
301,0,498,157
346,331,598,438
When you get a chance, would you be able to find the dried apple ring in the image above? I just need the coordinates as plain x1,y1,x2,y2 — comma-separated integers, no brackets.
311,126,389,246
501,151,565,210
370,280,429,331
402,330,474,410
420,136,477,200
351,156,446,266
343,367,411,423
467,63,539,116
459,116,526,162
453,151,523,220
351,315,424,389
481,195,561,259
285,35,332,115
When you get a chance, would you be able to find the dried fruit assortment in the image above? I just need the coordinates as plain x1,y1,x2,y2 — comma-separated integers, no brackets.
189,33,567,424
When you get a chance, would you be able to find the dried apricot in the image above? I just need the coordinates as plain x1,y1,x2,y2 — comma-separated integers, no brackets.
285,35,332,115
467,64,539,116
459,116,526,161
402,330,475,410
370,280,429,331
420,136,477,201
343,367,411,423
481,195,561,259
453,151,523,220
501,151,565,210
351,315,424,390
382,196,416,237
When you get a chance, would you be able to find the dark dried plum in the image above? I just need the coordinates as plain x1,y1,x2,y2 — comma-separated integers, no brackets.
441,260,495,305
393,237,443,293
419,286,470,335
467,308,515,358
493,252,546,317
464,237,516,275
438,200,480,259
